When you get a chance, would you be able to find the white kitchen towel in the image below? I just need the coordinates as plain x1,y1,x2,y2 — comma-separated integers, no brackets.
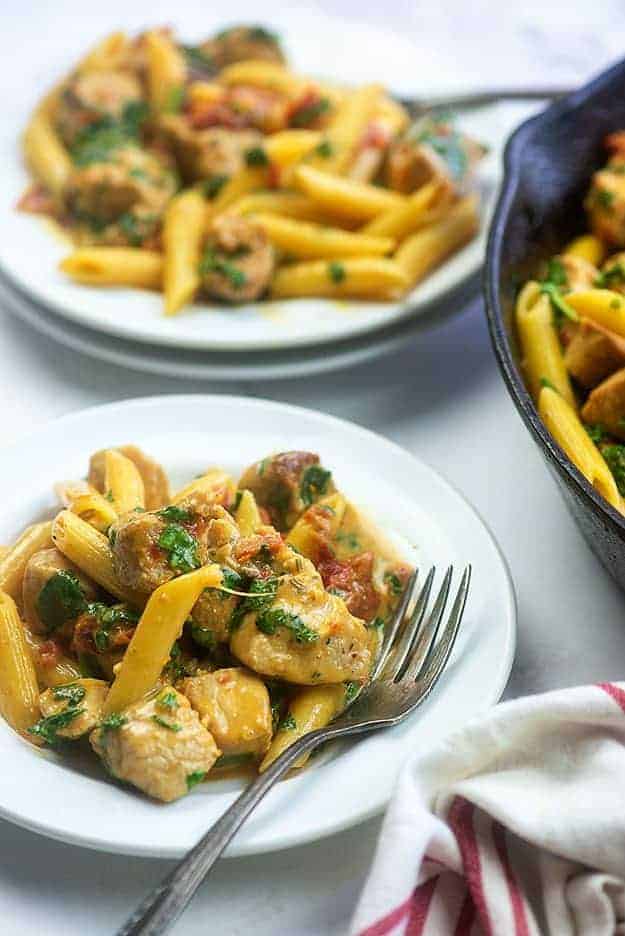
350,681,625,936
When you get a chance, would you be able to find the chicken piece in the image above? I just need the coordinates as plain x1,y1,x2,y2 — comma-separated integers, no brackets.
190,586,239,647
54,69,143,147
597,252,625,293
200,25,285,70
71,603,138,677
38,679,108,740
585,165,625,247
564,318,625,389
557,254,599,292
199,214,274,303
90,688,220,802
239,451,334,531
230,544,375,684
316,551,381,621
386,116,485,194
181,667,272,756
88,445,170,510
581,367,625,440
22,548,98,635
65,145,177,246
159,117,261,182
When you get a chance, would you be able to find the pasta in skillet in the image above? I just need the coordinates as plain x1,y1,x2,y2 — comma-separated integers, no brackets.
19,24,483,316
0,446,411,802
515,130,625,513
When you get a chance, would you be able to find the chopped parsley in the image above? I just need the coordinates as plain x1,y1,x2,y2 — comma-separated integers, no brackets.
229,576,278,630
202,174,229,199
368,616,385,630
157,505,193,523
586,424,606,444
596,189,615,212
336,531,360,550
344,681,360,703
540,282,579,324
256,607,318,643
279,712,297,731
190,624,217,651
99,712,127,732
158,524,200,573
385,572,403,596
157,690,179,710
105,489,114,502
182,45,215,74
186,770,206,790
117,211,157,247
221,568,244,592
199,249,247,290
52,683,86,707
543,257,568,289
540,377,557,391
36,571,87,633
300,464,332,507
214,752,255,769
70,101,149,167
152,715,182,732
595,262,625,288
315,139,333,158
602,445,625,496
291,97,330,128
245,146,269,167
87,602,138,652
327,262,346,284
247,26,280,43
29,707,84,745
165,85,185,114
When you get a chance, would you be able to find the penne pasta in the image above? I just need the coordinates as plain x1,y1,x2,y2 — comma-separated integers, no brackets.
563,234,606,267
234,490,263,536
145,30,187,112
0,591,40,736
104,450,145,514
259,684,345,771
171,468,236,507
70,491,118,533
23,628,82,689
217,59,306,98
51,510,139,605
250,213,394,259
77,31,130,73
293,164,405,220
565,289,625,337
264,130,322,168
163,189,206,316
271,257,409,300
22,109,72,199
208,167,269,218
59,248,163,289
0,522,54,601
538,387,622,510
103,564,222,715
363,179,454,239
227,191,331,223
516,282,576,407
318,84,382,175
285,493,347,559
394,195,479,288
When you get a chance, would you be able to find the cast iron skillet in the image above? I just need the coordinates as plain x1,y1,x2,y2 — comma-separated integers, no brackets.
484,58,625,586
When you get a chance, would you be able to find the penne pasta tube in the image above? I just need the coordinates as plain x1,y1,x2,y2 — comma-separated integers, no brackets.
563,234,606,267
145,30,187,112
516,282,576,407
70,492,118,533
0,522,53,601
172,468,236,507
217,59,306,97
227,191,331,222
163,189,206,316
293,165,405,221
264,130,322,168
285,493,347,559
250,213,394,259
271,257,409,300
259,684,345,772
0,591,40,736
565,289,625,337
23,628,81,688
51,510,139,605
362,179,454,239
538,386,622,511
208,167,268,218
104,564,222,714
394,195,479,288
59,248,163,289
104,450,145,514
318,84,382,175
374,94,410,134
77,31,130,73
234,490,263,536
22,109,72,199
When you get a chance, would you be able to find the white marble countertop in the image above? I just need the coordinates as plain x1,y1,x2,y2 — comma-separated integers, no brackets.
3,1,625,933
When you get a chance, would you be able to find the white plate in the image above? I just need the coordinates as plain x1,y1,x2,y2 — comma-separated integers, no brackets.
0,395,515,857
0,266,479,381
0,13,528,353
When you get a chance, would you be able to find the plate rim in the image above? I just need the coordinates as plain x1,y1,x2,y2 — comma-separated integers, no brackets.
0,394,516,856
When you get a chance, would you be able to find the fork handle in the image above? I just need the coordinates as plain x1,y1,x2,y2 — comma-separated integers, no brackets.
117,727,328,936
399,85,573,116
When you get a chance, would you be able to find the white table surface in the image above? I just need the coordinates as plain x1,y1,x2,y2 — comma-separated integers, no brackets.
3,1,625,933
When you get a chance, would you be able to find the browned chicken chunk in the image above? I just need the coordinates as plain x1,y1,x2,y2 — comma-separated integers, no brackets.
38,679,109,739
199,214,274,303
200,25,285,70
239,451,334,531
54,69,143,147
564,319,625,389
385,116,485,194
22,547,97,635
90,688,220,802
581,367,625,439
585,165,625,247
181,667,272,755
159,118,261,183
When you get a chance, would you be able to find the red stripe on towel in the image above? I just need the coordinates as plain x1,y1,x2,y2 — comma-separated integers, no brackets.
492,822,530,936
357,893,413,936
598,682,625,713
454,892,476,935
449,798,493,936
404,878,437,935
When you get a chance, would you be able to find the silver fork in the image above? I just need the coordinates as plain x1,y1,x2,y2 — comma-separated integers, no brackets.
118,564,471,936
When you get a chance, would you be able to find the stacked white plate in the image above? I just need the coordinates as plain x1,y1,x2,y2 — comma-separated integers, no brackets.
0,13,540,380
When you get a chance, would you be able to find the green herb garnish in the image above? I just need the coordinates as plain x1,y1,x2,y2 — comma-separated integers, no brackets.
385,572,403,596
586,424,606,444
245,146,269,167
300,464,332,507
157,505,193,523
199,249,247,289
52,684,86,706
152,715,182,732
368,616,385,630
29,707,84,745
279,712,297,730
596,262,625,288
602,445,625,495
596,189,615,211
202,174,229,199
36,571,87,633
99,712,127,732
291,97,330,128
186,770,206,790
182,45,215,73
190,624,217,650
327,261,346,284
539,377,557,391
165,85,185,114
344,681,360,703
157,690,179,710
540,282,579,324
158,524,200,573
315,139,333,158
256,607,318,643
87,602,138,652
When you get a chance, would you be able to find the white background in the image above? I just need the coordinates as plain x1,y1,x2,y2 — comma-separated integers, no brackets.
2,1,625,933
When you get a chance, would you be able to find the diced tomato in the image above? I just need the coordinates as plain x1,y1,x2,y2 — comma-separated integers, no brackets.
234,529,283,563
318,550,380,621
266,162,281,189
38,639,62,668
360,121,392,151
